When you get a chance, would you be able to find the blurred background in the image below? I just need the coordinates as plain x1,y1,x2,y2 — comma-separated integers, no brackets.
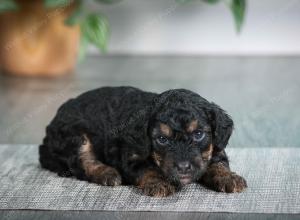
0,0,299,148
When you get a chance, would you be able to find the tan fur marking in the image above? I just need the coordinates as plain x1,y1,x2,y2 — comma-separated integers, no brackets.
160,123,172,137
138,170,159,187
201,144,213,161
186,120,198,133
152,152,162,166
138,170,175,197
79,135,105,177
203,162,247,193
207,162,231,177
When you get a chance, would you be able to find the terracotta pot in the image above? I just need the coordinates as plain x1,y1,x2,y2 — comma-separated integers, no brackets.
0,0,80,77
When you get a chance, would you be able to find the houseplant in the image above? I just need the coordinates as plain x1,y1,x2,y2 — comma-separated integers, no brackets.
0,0,245,77
0,0,110,77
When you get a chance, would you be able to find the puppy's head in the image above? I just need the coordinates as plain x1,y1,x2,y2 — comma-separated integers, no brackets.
149,89,233,186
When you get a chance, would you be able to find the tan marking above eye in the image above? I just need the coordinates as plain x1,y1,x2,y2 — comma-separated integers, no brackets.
159,123,172,137
186,120,198,133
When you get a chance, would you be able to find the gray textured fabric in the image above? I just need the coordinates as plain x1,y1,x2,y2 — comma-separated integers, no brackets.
0,145,299,213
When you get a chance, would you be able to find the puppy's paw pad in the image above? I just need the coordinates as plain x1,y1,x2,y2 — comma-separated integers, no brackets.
213,173,247,193
93,167,122,186
141,179,176,197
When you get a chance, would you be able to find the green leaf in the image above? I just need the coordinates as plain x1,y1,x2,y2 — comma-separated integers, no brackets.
203,0,220,4
230,0,246,32
177,0,246,32
80,14,109,53
94,0,122,4
44,0,71,8
0,0,18,13
78,33,89,62
65,1,83,26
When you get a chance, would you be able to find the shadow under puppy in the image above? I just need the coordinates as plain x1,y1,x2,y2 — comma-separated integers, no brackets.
39,86,247,197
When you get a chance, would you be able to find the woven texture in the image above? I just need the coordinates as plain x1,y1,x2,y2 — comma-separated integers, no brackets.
0,145,299,213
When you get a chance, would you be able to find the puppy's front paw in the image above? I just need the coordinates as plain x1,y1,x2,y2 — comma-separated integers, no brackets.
141,178,176,197
211,172,247,193
92,166,122,186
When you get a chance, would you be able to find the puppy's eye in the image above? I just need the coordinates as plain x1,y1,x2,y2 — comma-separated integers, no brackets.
193,130,205,142
156,136,169,145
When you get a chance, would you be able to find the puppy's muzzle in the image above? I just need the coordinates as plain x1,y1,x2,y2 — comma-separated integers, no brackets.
176,161,193,185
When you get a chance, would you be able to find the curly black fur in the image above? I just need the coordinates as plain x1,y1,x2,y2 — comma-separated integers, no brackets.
39,86,247,196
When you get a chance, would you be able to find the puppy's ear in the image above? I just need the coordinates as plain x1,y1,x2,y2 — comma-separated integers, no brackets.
207,103,234,151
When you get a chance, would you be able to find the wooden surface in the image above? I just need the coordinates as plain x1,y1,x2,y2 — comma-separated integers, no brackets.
0,55,299,219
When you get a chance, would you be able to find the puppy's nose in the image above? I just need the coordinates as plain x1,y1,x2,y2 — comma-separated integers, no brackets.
176,161,192,173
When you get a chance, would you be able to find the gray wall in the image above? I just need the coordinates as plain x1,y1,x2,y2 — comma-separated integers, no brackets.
88,0,300,55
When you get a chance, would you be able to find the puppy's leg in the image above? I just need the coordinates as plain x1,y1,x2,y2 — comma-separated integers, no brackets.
200,150,247,193
121,155,178,197
80,135,122,186
137,169,177,197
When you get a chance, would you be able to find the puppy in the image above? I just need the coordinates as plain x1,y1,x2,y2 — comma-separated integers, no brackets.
39,86,247,197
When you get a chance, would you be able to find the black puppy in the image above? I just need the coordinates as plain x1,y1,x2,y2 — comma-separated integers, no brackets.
39,86,247,197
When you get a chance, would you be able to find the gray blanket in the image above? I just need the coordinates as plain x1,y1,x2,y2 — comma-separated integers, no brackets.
0,145,299,213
